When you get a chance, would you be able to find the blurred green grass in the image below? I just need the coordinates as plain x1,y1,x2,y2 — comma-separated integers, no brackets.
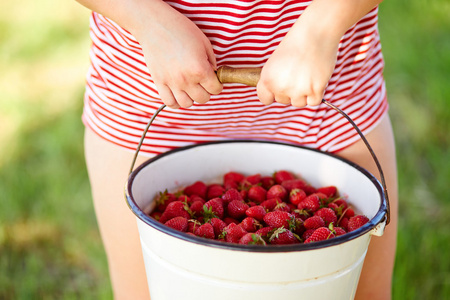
0,0,449,299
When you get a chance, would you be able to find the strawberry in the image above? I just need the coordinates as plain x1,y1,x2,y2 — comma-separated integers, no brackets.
314,207,337,226
223,180,239,190
347,215,369,232
183,181,207,199
304,227,335,243
263,211,292,229
273,170,296,184
303,215,326,230
187,219,202,233
227,200,249,219
267,184,288,202
289,188,307,206
210,218,227,238
239,217,262,232
333,227,347,236
222,223,247,244
261,197,282,211
242,173,262,186
297,194,321,212
269,228,300,245
239,233,267,245
260,176,275,190
255,226,276,241
245,205,267,221
223,217,240,225
194,223,215,239
223,171,245,184
247,185,267,203
159,201,190,223
221,188,243,204
164,216,188,232
273,202,291,212
155,190,176,212
207,184,225,200
339,217,350,231
333,199,349,209
203,198,224,220
281,179,307,192
343,207,355,219
317,186,337,198
189,199,205,218
302,229,316,241
150,211,162,221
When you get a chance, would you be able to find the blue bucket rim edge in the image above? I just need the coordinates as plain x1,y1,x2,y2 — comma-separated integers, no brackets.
125,140,387,253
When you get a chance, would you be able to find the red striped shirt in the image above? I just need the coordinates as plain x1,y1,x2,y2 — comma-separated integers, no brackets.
82,0,388,156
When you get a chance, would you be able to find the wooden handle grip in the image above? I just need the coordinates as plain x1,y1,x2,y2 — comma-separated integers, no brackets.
216,66,261,87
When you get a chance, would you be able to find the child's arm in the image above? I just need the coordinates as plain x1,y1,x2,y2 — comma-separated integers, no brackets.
75,0,223,109
257,0,384,108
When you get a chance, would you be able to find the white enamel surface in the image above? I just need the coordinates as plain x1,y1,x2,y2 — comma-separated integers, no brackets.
128,142,385,300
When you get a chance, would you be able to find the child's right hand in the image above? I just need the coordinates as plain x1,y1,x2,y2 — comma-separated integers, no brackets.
133,1,223,109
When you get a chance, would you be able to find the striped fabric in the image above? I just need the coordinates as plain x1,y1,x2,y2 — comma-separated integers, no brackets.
82,0,388,157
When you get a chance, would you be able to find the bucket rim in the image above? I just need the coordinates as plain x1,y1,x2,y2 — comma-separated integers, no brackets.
125,140,387,252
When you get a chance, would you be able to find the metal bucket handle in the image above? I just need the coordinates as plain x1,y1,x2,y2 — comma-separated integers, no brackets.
128,66,390,225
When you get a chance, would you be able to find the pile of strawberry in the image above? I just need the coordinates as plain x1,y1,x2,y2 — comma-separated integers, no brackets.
149,170,369,245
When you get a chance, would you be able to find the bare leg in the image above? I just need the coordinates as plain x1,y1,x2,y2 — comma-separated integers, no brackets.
84,128,151,300
336,114,398,300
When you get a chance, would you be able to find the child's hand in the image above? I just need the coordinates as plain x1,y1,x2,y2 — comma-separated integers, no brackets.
135,2,222,109
257,24,339,108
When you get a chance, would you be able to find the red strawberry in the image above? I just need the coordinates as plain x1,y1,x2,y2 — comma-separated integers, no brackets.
255,226,276,240
304,227,335,243
339,217,350,231
187,219,202,233
261,197,282,211
194,223,215,239
263,211,292,229
221,188,243,204
302,229,316,241
273,170,296,184
273,202,291,212
183,181,207,199
223,217,240,225
303,215,326,230
347,215,369,232
227,200,249,219
267,185,288,202
314,207,337,225
159,201,190,223
333,199,349,209
317,186,337,198
223,171,245,184
242,173,262,186
223,180,239,190
189,199,205,217
281,179,307,192
260,176,275,190
223,223,247,244
247,185,267,203
207,184,225,200
164,216,188,232
150,211,162,221
239,217,262,232
343,207,355,219
239,233,267,245
210,217,227,238
203,198,224,220
289,188,307,206
297,194,321,212
333,227,347,236
155,190,176,212
245,205,267,221
269,228,300,245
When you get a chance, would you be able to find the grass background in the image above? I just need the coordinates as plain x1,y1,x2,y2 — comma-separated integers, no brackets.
0,0,449,299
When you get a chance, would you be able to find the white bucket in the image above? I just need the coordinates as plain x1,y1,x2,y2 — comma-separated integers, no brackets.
125,140,388,300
